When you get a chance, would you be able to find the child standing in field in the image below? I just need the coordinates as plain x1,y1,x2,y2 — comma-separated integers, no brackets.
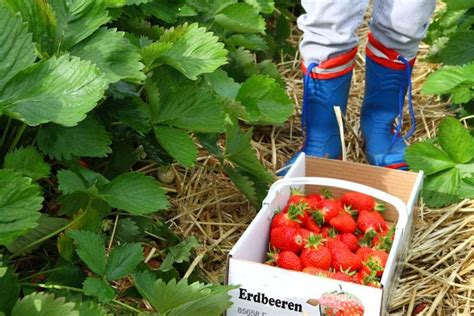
281,0,436,173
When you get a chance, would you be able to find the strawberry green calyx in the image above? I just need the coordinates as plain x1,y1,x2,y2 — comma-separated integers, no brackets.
304,233,324,249
290,187,303,196
265,247,279,264
344,205,357,217
320,187,332,199
287,203,305,223
375,226,395,250
365,257,384,273
359,229,377,247
374,202,386,212
311,211,325,226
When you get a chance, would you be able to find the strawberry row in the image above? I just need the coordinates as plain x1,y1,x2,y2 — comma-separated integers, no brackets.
265,189,394,287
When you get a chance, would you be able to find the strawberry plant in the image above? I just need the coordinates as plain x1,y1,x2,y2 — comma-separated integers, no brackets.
406,117,474,207
422,0,474,111
406,0,474,207
0,0,295,314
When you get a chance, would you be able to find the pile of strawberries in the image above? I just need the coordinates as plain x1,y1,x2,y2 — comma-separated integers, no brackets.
266,189,394,287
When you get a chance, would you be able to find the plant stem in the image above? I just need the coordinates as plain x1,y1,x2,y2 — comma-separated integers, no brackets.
20,283,145,314
10,211,86,259
0,117,11,149
8,123,27,152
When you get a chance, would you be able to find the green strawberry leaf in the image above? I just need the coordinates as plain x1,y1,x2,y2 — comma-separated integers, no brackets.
437,117,474,164
422,63,474,97
105,243,143,281
83,277,116,302
244,0,275,14
144,0,186,24
6,214,68,255
68,230,107,276
445,0,474,11
1,55,108,127
405,142,456,175
104,0,153,7
159,236,200,271
141,23,228,80
100,172,169,215
204,69,241,100
236,74,294,124
154,126,198,167
423,168,461,208
3,0,57,56
225,34,268,51
225,122,274,183
439,31,474,65
214,3,265,34
133,271,236,315
224,166,258,205
0,268,20,315
71,27,145,83
11,292,77,316
74,301,109,316
153,79,226,133
49,0,110,50
0,4,36,90
0,169,43,245
458,177,474,199
57,170,88,195
37,116,112,160
4,146,50,181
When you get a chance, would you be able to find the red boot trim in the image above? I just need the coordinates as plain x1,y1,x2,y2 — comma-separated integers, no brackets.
366,33,416,70
385,162,408,170
301,47,358,79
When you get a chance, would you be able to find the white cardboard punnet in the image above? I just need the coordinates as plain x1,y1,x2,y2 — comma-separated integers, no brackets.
226,154,423,316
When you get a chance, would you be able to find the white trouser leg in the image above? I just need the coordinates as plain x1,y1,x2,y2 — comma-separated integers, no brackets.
370,0,436,59
297,0,369,64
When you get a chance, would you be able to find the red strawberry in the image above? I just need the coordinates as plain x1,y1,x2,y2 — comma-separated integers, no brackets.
275,251,303,271
287,189,306,206
358,210,388,233
333,271,354,283
362,250,388,277
305,193,323,209
358,210,388,245
356,247,374,261
313,199,343,225
300,234,331,270
308,291,364,315
300,228,312,247
302,214,321,233
321,226,337,238
331,249,361,272
270,227,304,253
270,209,301,230
341,191,385,212
337,233,360,252
330,212,356,234
303,267,334,278
326,238,350,253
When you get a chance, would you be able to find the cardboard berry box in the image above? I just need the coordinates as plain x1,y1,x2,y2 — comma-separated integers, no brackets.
225,154,423,316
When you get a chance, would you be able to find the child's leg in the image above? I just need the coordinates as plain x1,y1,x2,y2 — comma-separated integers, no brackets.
298,0,369,64
279,1,369,176
361,0,436,169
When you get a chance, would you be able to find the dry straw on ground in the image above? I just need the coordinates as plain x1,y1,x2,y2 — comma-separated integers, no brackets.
161,12,473,316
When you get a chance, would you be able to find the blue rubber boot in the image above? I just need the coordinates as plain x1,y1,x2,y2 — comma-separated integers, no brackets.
278,64,353,176
361,45,416,170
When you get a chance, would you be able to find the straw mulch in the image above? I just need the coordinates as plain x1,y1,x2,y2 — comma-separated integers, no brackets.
162,11,474,316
